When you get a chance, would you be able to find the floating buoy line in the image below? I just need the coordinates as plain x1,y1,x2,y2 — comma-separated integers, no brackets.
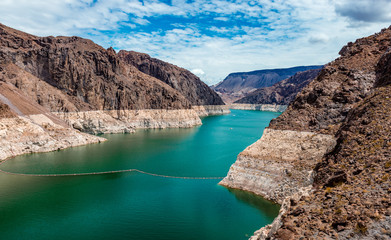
0,159,224,180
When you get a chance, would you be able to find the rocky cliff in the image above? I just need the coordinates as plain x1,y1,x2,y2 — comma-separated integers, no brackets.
228,104,287,112
0,23,192,112
118,50,224,106
234,69,321,105
221,27,391,239
213,65,322,103
0,23,227,160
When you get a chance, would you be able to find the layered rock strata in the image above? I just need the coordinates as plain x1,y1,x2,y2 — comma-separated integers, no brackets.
53,109,202,134
213,65,322,103
234,69,321,105
220,129,336,204
0,114,105,161
118,50,224,106
0,23,226,161
221,26,391,239
0,24,192,112
228,104,287,112
192,105,230,117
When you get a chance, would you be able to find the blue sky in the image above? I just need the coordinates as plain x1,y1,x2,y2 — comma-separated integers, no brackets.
1,0,391,85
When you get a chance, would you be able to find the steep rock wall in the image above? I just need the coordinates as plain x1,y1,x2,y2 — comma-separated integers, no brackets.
192,105,230,117
53,109,202,134
219,129,336,204
228,104,287,112
221,26,391,240
0,114,105,161
118,50,225,106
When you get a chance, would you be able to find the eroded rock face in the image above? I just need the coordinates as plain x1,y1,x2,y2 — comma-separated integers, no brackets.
219,129,336,204
191,105,230,117
213,65,322,104
53,109,202,134
0,102,15,118
270,84,391,240
234,69,321,105
0,23,227,161
228,104,287,112
240,27,391,240
0,115,105,161
0,23,191,111
220,26,391,239
118,50,224,106
270,27,391,135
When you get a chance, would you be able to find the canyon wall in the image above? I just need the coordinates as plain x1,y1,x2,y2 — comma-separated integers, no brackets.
0,114,105,161
0,23,226,161
228,104,287,112
118,50,224,106
234,69,321,106
192,105,230,117
221,26,391,239
53,109,202,134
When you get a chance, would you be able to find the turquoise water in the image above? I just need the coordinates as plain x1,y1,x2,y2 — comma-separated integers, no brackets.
0,110,280,240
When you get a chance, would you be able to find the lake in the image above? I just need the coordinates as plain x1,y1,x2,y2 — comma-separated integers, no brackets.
0,109,280,240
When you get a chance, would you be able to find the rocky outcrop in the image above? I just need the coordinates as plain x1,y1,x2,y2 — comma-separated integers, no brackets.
0,114,105,161
118,50,224,106
0,102,15,118
192,105,230,117
212,65,322,104
268,78,391,240
220,129,336,204
228,104,287,112
221,26,391,239
53,109,202,134
269,29,391,135
0,23,227,161
0,23,193,112
234,69,321,105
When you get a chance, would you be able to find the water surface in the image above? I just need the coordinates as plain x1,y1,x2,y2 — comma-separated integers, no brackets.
0,110,280,240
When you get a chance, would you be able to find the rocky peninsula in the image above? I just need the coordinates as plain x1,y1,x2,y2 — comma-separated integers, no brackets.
221,26,391,239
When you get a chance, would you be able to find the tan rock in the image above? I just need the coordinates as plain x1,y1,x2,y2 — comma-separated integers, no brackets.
219,129,336,204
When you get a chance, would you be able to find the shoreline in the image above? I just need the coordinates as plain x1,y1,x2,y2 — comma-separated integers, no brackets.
228,104,287,112
0,106,229,161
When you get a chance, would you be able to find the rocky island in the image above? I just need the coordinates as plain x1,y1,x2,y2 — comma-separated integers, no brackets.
220,26,391,239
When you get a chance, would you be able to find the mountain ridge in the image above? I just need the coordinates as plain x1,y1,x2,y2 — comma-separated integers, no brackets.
234,68,321,105
212,65,322,103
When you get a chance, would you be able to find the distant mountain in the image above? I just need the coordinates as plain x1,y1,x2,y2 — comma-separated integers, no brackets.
118,50,224,106
234,68,321,105
212,65,322,103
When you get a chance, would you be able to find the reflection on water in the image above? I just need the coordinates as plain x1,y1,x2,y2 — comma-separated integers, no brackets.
228,188,280,221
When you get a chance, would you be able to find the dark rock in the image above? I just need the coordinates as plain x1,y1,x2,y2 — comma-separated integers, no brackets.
266,25,391,239
212,65,322,103
234,68,321,105
0,23,217,113
118,50,224,106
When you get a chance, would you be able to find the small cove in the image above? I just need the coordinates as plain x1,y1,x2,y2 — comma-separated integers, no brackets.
0,110,280,240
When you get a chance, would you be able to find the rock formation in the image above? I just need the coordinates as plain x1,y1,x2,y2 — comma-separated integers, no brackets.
234,69,321,105
212,65,322,103
0,23,192,111
228,104,287,112
221,26,391,239
0,23,227,160
118,50,224,106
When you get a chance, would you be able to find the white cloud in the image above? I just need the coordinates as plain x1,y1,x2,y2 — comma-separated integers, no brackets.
191,69,205,76
0,0,390,85
308,33,330,44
